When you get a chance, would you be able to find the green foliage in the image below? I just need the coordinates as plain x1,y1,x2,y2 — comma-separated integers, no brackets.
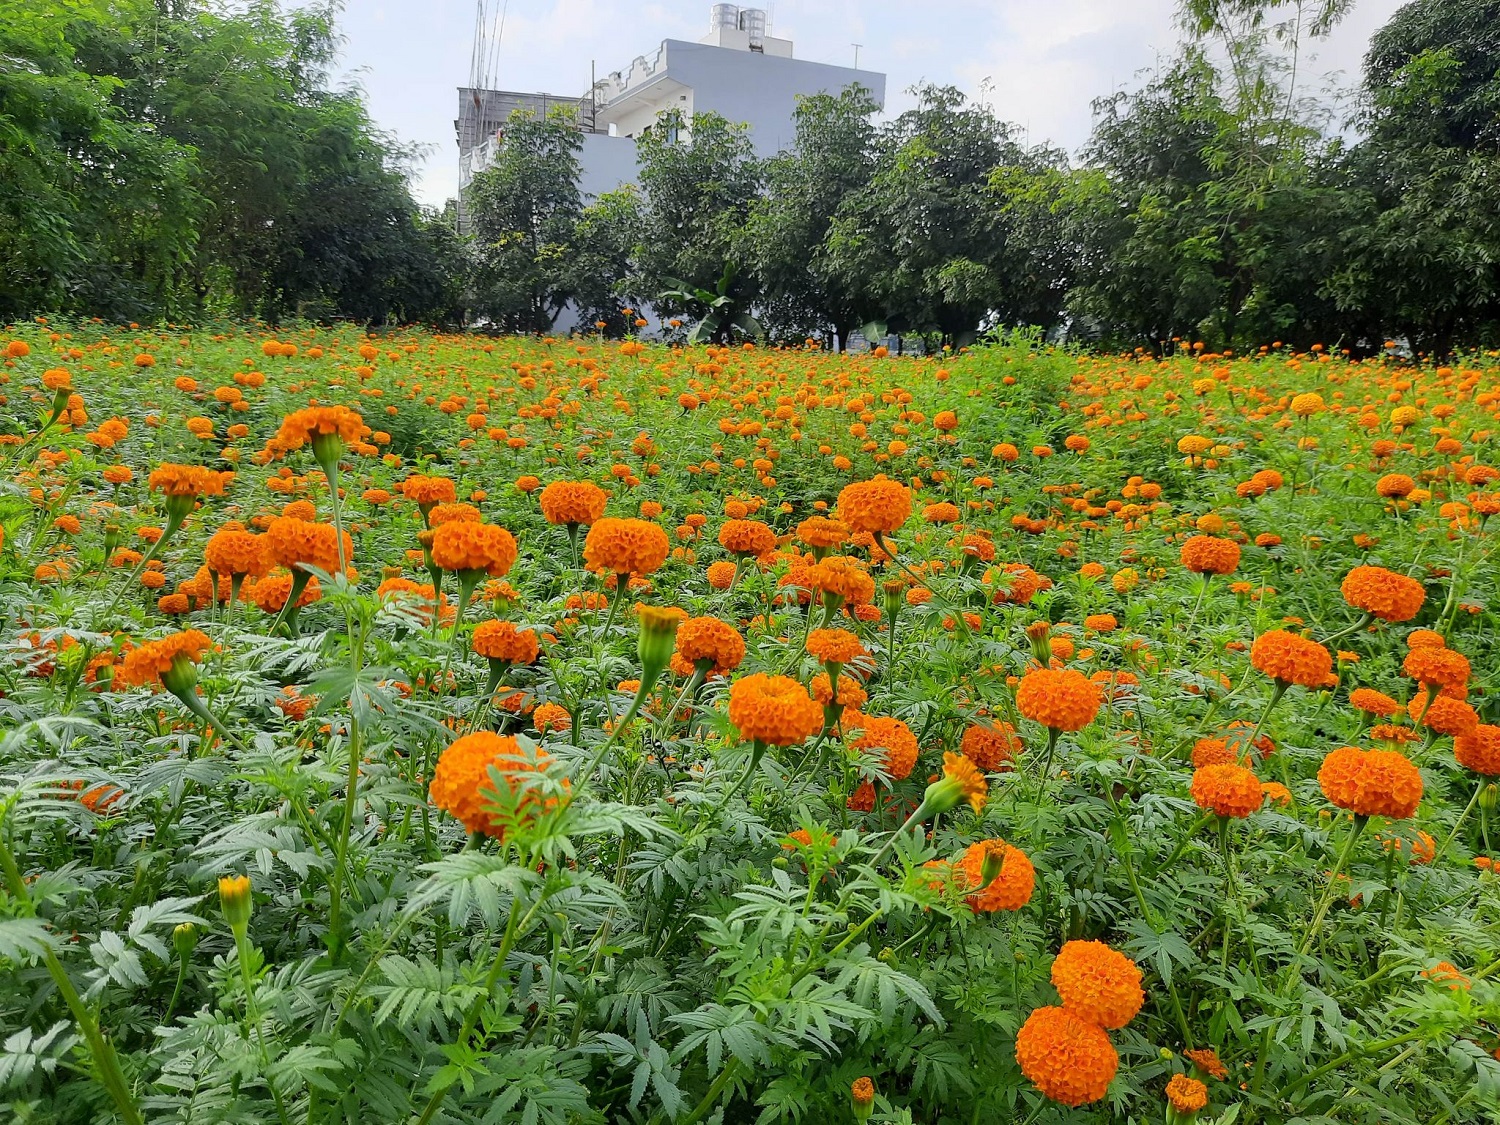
0,0,460,325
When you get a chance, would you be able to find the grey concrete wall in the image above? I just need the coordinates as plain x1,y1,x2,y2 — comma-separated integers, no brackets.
577,133,640,203
658,40,886,157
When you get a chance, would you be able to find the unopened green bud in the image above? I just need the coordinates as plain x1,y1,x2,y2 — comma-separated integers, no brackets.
1483,784,1498,813
173,921,199,957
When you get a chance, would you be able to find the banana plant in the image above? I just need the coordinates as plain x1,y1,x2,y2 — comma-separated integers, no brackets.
658,262,763,345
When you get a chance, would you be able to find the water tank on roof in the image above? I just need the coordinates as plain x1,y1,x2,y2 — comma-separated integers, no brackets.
738,7,766,46
711,4,740,31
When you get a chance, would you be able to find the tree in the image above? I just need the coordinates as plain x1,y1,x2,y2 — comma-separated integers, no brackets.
824,84,1031,346
465,108,584,332
748,85,881,345
564,187,646,333
0,0,453,324
631,110,762,304
1324,0,1500,355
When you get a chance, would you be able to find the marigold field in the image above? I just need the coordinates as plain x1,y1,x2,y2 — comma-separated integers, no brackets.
3,323,1500,1125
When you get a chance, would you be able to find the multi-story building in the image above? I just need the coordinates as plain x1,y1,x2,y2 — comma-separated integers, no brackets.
456,4,885,208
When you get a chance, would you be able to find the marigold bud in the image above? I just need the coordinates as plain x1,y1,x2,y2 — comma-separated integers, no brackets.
850,1077,875,1122
172,921,199,958
218,874,252,933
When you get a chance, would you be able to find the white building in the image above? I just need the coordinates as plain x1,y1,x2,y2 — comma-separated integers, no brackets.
456,5,886,205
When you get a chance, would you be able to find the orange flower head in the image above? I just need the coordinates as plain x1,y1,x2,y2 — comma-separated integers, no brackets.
1051,939,1144,1029
148,463,227,500
584,517,670,576
796,515,848,551
1456,725,1500,775
205,526,268,578
957,838,1034,911
1016,667,1101,732
1191,738,1234,768
1183,1047,1228,1080
1250,630,1332,688
1403,646,1470,693
399,475,457,510
1340,565,1425,622
851,715,921,780
808,555,876,606
718,518,777,557
472,620,539,665
806,628,866,667
1349,688,1399,717
431,521,517,577
1179,535,1240,575
837,475,913,535
1191,763,1264,818
727,673,823,747
674,616,746,677
428,732,559,837
539,480,608,526
706,560,738,589
275,406,367,453
809,671,867,709
1409,693,1478,737
961,722,1022,771
1318,745,1423,819
1015,1005,1118,1107
1166,1074,1208,1114
262,516,353,575
117,630,212,689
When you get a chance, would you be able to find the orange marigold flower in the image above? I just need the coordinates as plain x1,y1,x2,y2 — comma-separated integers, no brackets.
1456,725,1500,775
1015,1005,1118,1107
1409,693,1478,737
1250,630,1332,688
846,779,876,811
1051,939,1143,1029
251,572,321,613
809,555,876,606
1376,473,1415,498
204,526,267,578
706,560,738,589
1403,646,1470,693
1340,565,1425,622
1191,738,1234,768
117,630,211,689
961,722,1022,771
1184,1047,1229,1080
539,480,608,526
263,516,353,575
431,521,517,576
796,515,848,551
428,502,483,527
1179,535,1240,575
727,673,823,747
837,475,913,535
1191,763,1264,818
851,715,921,780
533,702,570,734
148,463,227,500
428,732,558,837
674,616,746,677
399,475,457,509
1349,687,1400,717
718,518,777,557
472,620,539,665
810,671,867,709
1166,1074,1209,1114
584,517,669,577
275,405,367,451
957,839,1034,911
1016,667,1101,732
806,628,866,667
1318,745,1423,819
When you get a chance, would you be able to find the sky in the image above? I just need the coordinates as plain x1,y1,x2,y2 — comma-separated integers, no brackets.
329,0,1408,207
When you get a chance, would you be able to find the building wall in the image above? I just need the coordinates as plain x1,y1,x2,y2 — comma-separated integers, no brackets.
577,133,640,203
635,40,885,158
